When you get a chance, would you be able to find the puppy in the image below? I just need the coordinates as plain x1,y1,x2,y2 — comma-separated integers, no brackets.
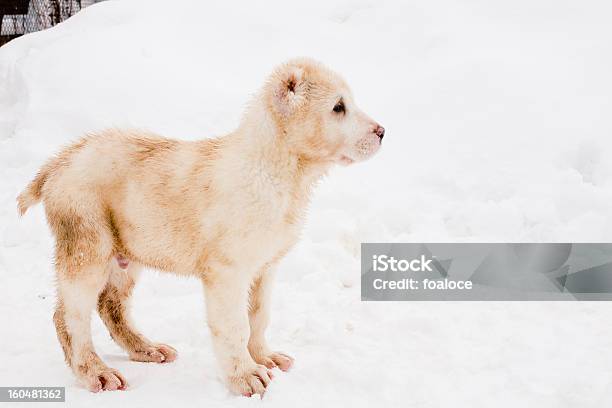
17,58,384,396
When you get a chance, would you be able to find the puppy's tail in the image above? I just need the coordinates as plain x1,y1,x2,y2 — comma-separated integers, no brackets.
17,164,51,216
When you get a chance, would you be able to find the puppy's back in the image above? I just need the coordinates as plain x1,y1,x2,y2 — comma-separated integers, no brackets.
17,129,180,215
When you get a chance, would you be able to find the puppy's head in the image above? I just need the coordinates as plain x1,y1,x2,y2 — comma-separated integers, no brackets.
264,58,384,166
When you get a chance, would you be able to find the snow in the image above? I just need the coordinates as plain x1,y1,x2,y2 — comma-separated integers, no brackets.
1,0,612,406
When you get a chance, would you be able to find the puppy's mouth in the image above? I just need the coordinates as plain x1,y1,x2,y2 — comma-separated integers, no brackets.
336,134,383,166
339,155,355,166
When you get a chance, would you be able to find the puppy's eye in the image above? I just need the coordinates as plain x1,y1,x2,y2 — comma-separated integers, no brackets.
333,101,345,114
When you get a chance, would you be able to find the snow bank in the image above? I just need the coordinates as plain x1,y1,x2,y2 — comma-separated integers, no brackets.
1,0,612,406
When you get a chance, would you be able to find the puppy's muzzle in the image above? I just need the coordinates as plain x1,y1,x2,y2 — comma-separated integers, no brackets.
375,125,385,141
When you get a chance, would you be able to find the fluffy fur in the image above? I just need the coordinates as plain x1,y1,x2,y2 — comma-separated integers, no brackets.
17,58,383,397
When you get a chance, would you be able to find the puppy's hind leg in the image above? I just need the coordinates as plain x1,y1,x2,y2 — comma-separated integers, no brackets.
55,263,128,392
97,261,177,364
50,203,128,392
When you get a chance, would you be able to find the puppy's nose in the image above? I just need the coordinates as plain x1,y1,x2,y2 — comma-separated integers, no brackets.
375,125,385,140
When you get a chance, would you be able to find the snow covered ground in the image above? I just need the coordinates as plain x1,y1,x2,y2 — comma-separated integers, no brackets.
1,0,612,406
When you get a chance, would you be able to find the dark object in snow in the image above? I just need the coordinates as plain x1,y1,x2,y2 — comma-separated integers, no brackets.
0,0,30,15
0,0,103,47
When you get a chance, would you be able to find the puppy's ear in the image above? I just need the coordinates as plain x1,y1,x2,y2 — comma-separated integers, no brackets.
269,65,308,118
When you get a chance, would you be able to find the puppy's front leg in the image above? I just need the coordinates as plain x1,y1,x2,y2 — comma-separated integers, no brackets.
202,272,273,397
247,269,294,371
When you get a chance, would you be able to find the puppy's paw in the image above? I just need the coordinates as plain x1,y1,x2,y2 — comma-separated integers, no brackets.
254,351,294,372
228,364,274,398
129,343,177,363
83,368,128,392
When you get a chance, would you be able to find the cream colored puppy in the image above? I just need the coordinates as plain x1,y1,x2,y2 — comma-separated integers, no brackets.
17,58,384,397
